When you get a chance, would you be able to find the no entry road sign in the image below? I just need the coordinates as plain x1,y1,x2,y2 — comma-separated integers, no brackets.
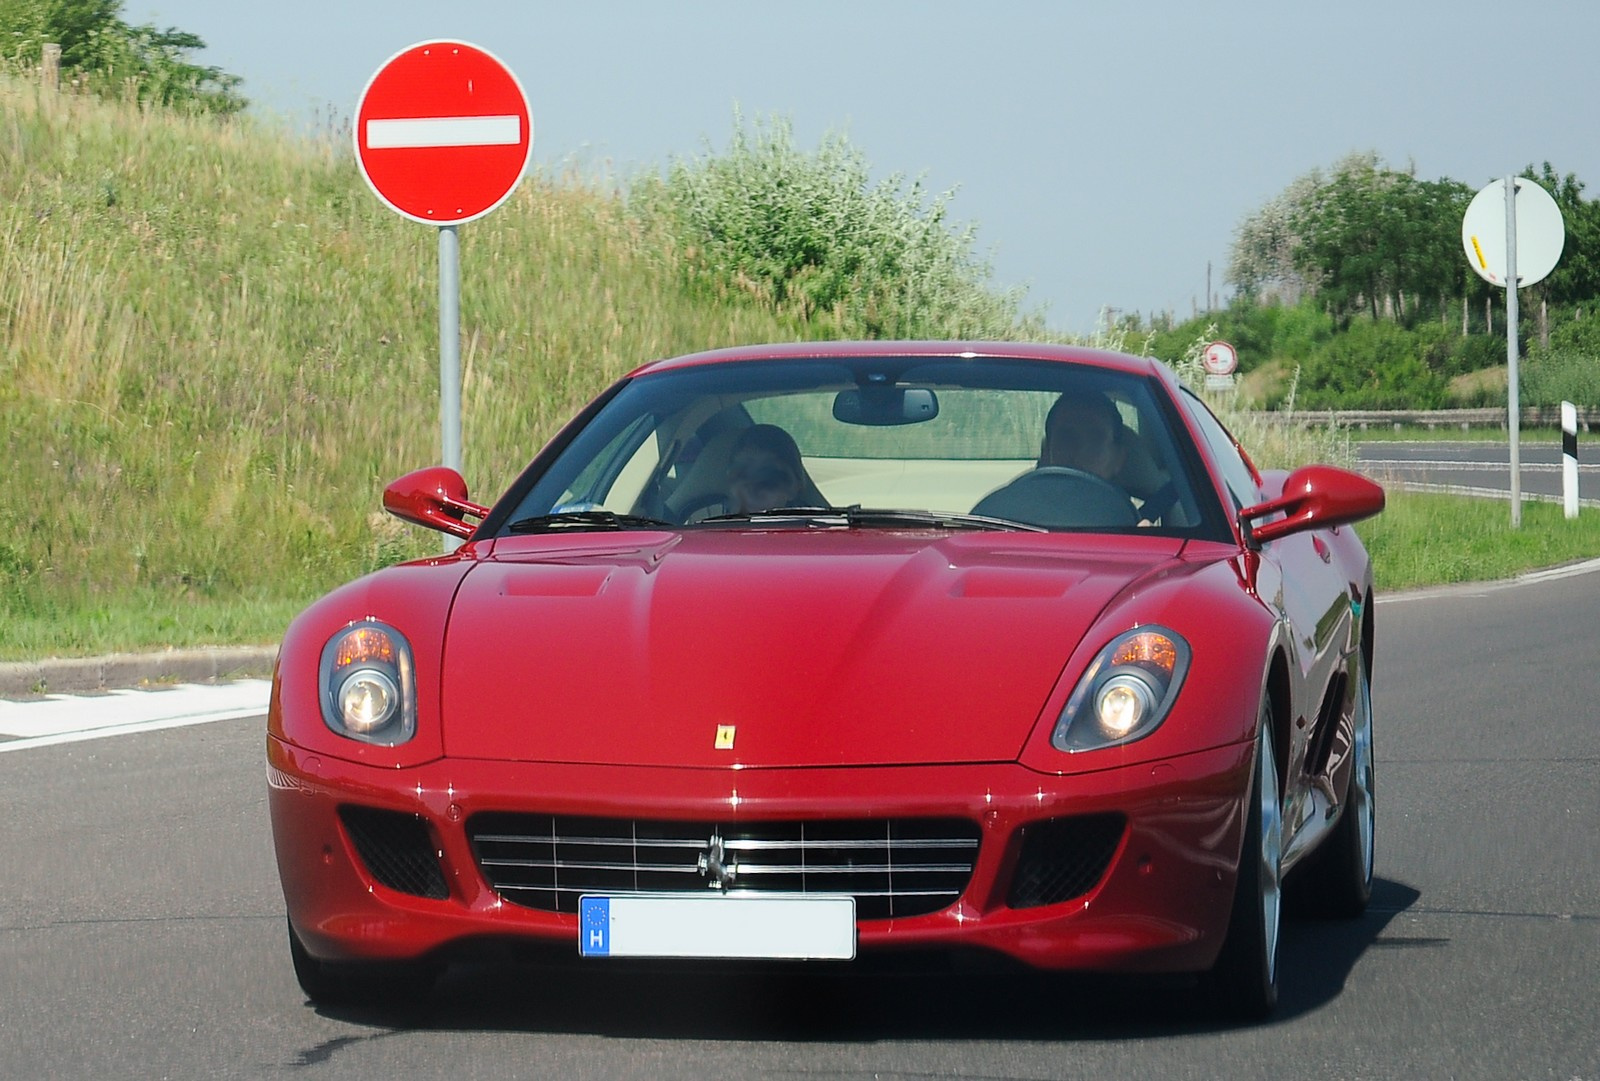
355,40,533,225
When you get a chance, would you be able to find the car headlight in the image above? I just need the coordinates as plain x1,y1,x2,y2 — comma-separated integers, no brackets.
1052,627,1190,752
318,620,417,745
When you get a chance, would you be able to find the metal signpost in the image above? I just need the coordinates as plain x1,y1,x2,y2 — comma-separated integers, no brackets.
354,40,534,484
1461,177,1564,526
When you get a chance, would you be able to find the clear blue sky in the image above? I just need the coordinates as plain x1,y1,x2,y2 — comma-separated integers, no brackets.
131,0,1600,335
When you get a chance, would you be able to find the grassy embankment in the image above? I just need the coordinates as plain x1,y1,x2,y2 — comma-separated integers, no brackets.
2,77,1597,659
1,76,810,658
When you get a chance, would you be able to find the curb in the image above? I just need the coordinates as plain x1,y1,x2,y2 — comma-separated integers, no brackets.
0,646,278,699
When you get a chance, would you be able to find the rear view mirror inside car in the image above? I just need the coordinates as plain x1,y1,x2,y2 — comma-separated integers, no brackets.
832,387,939,426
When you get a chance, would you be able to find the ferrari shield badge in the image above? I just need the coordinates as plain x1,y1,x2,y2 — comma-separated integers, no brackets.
714,724,736,750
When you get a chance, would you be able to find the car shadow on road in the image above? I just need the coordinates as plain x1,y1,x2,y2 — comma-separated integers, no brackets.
316,877,1424,1041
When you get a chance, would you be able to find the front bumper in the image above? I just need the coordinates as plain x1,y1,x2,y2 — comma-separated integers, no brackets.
268,736,1252,974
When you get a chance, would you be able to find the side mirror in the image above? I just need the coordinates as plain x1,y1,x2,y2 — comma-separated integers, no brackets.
382,467,489,539
1238,465,1385,549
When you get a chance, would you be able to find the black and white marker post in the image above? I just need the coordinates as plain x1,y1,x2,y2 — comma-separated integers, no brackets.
1562,401,1579,519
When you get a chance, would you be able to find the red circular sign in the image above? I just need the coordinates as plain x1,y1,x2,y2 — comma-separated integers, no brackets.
1202,340,1238,376
355,40,533,225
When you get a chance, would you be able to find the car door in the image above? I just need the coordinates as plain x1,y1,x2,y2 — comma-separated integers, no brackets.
1176,390,1355,842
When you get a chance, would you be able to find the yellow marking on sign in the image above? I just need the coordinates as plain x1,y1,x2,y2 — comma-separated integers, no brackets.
715,725,736,750
1471,235,1487,269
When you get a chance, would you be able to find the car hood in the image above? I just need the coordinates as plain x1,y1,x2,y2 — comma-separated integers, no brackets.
439,529,1187,767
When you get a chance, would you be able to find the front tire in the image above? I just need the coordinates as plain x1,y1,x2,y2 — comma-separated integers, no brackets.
1206,714,1283,1019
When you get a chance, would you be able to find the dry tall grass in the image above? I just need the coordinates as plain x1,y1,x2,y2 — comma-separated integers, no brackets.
0,76,804,655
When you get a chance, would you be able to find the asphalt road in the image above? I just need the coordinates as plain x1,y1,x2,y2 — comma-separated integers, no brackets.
1358,439,1600,504
2,570,1597,1080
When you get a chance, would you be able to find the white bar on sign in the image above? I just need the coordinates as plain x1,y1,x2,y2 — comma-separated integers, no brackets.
366,114,521,149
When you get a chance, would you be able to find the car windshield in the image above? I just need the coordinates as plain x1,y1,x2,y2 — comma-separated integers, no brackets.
493,356,1224,537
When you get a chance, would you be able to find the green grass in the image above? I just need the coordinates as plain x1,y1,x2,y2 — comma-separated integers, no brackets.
0,75,812,659
3,77,1595,661
1361,492,1600,591
0,594,304,660
3,489,1593,660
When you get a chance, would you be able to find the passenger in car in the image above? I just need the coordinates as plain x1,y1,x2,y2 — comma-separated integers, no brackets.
727,424,808,513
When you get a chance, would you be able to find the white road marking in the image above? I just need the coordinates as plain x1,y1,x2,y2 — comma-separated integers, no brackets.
0,680,271,753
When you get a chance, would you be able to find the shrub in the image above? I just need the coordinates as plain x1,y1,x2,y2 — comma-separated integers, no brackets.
1141,299,1335,377
628,111,1032,340
1294,319,1449,409
1523,349,1600,407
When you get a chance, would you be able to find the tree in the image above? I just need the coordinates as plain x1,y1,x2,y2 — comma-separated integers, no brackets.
0,0,245,114
1522,163,1600,309
1234,153,1474,326
1227,178,1316,304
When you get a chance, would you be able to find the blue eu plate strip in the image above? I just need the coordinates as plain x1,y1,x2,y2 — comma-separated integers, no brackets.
579,896,610,956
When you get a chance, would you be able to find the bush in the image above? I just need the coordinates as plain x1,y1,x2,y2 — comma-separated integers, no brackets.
628,111,1032,340
1543,309,1600,356
1523,349,1600,407
1438,331,1504,379
1142,299,1335,376
1294,319,1449,409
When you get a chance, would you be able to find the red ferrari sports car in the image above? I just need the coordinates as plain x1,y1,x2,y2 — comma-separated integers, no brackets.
267,341,1384,1017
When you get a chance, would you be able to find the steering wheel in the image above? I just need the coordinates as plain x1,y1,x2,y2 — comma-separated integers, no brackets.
971,466,1139,528
673,492,732,524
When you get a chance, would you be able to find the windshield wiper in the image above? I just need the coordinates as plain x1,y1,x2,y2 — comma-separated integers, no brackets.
507,510,675,534
697,505,836,525
835,506,1046,532
698,505,1043,532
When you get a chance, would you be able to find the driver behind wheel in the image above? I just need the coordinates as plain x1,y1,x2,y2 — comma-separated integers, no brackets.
1040,391,1128,482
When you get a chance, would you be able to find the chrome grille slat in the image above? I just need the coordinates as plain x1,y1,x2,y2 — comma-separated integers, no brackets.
479,859,704,874
474,834,704,851
467,814,981,920
494,884,964,899
727,863,973,875
724,838,978,851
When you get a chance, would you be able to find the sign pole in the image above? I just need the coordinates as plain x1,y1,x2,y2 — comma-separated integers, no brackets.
438,224,462,551
1462,176,1563,530
439,224,462,475
354,41,532,552
1505,176,1521,528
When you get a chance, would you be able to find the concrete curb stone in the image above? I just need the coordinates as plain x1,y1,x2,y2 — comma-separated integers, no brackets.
0,646,278,700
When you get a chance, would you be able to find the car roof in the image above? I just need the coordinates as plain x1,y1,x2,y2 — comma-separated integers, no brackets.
625,341,1166,380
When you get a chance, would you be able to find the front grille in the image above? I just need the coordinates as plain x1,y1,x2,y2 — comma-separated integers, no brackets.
467,814,981,920
339,806,450,900
1007,813,1125,909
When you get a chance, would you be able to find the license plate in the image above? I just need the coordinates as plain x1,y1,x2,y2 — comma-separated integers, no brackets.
578,893,856,960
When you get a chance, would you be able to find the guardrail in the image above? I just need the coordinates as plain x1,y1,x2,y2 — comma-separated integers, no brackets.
1252,407,1600,431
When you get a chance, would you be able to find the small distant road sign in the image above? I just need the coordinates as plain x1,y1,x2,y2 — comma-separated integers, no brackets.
1201,340,1238,376
354,40,533,226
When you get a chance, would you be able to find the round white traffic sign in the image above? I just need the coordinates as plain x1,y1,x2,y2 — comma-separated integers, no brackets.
1461,178,1565,288
1202,340,1238,376
355,40,533,226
